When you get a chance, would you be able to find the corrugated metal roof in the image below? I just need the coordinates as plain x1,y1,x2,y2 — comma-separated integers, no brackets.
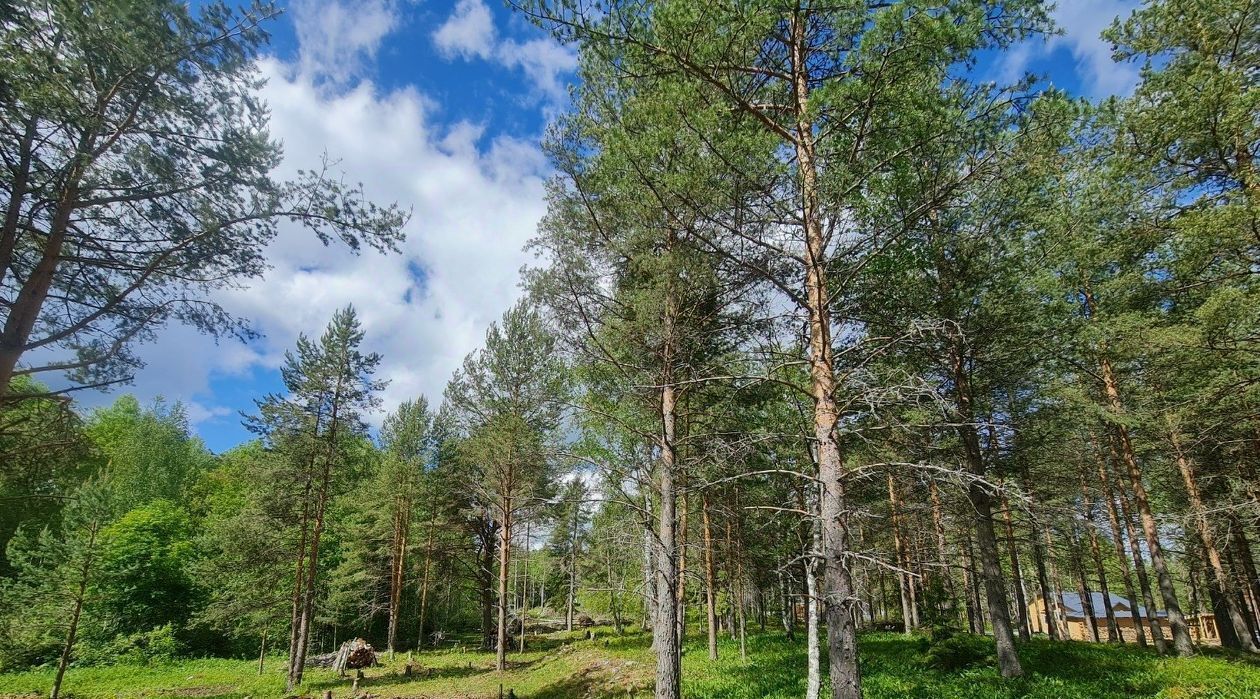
1051,592,1168,619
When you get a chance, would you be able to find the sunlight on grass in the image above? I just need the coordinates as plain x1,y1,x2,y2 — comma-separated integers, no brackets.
1,630,1258,698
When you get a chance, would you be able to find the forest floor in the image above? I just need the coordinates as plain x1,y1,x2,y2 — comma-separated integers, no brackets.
2,628,1260,699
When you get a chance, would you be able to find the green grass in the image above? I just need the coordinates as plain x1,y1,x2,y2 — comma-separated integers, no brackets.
2,629,1258,698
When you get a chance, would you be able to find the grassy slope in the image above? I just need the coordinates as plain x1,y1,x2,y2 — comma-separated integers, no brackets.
1,630,1258,698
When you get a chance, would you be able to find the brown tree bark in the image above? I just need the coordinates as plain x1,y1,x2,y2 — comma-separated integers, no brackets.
677,483,688,647
50,518,100,699
888,474,916,633
702,494,719,661
417,514,437,648
496,504,513,672
788,10,860,696
1000,497,1031,641
1080,474,1120,642
962,531,982,634
1169,427,1256,651
386,503,408,655
948,344,1021,677
1230,521,1260,631
1070,522,1101,643
1109,444,1167,653
1097,354,1193,655
1097,452,1148,648
653,377,681,699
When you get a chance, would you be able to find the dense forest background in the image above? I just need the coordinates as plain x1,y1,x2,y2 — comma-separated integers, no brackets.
1,1,1258,698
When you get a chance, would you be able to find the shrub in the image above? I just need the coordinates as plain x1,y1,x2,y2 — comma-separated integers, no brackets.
919,629,994,672
77,625,183,666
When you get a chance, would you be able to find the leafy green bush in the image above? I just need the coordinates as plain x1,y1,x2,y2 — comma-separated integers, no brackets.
77,625,183,666
918,629,994,672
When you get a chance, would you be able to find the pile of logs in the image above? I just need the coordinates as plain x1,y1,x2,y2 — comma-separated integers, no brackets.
305,638,377,674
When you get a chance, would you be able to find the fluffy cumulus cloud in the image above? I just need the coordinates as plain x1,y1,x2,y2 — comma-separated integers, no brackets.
225,59,549,414
99,1,554,438
1003,0,1141,97
292,0,400,85
433,0,577,99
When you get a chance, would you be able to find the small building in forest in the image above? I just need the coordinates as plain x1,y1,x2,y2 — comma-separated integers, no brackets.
1028,592,1219,644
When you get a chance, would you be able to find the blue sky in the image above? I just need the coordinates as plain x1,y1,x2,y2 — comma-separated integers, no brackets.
80,0,1142,453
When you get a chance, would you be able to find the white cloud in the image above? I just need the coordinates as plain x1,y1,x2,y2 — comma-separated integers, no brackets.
84,56,551,441
212,57,549,419
432,0,496,60
292,0,400,85
432,0,576,99
1002,0,1141,98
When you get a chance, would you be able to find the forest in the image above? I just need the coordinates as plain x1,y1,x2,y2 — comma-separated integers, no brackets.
1,0,1259,698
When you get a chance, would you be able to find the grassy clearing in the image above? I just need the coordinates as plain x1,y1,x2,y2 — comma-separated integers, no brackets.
1,630,1258,698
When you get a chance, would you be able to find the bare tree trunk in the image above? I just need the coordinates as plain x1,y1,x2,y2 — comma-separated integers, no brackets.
290,454,335,691
417,515,436,648
285,483,312,685
1170,428,1256,651
929,481,957,619
50,520,100,699
1098,453,1147,648
387,502,408,656
805,507,822,699
1029,518,1059,640
962,531,982,634
677,488,688,648
1098,354,1193,655
643,491,656,635
949,344,1021,677
255,626,268,675
479,525,496,650
1110,447,1167,653
702,494,719,661
1071,523,1101,643
1000,497,1031,641
653,376,681,699
496,506,512,672
1230,521,1260,632
1080,475,1120,643
888,474,915,633
788,10,859,696
520,521,530,655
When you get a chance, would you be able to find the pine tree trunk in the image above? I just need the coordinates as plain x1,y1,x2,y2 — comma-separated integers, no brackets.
497,507,512,672
1098,356,1193,655
480,525,495,650
788,10,859,696
653,376,681,699
1170,428,1256,650
1029,518,1059,640
677,487,688,647
643,491,656,635
1071,523,1101,643
1109,447,1167,653
1097,453,1148,648
888,475,915,633
1080,474,1121,643
520,521,530,655
387,502,408,656
417,516,436,649
1229,522,1260,631
702,494,718,661
805,519,822,699
949,344,1021,676
929,481,956,618
1001,497,1031,641
290,453,334,691
962,531,981,634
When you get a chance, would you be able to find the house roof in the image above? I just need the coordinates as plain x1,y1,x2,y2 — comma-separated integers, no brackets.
1051,592,1168,620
